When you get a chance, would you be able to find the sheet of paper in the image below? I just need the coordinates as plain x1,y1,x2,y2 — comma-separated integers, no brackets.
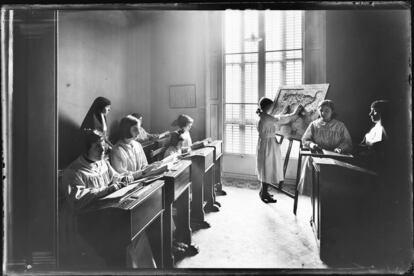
322,149,353,158
100,183,138,200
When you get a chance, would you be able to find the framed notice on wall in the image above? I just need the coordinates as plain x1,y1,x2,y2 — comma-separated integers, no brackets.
169,84,196,108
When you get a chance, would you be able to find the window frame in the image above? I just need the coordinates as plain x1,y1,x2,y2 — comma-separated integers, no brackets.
223,10,304,156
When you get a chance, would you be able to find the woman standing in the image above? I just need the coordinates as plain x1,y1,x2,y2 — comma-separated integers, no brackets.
80,96,114,150
256,97,302,203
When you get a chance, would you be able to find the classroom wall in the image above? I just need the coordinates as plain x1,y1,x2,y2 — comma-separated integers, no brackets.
58,11,153,168
149,11,208,141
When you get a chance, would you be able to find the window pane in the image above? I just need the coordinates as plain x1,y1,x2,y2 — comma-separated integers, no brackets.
285,60,302,85
243,10,259,53
225,10,241,53
244,104,258,124
225,124,240,153
285,11,302,50
244,60,258,103
265,10,283,51
265,58,282,99
225,104,241,122
244,124,258,154
225,64,241,103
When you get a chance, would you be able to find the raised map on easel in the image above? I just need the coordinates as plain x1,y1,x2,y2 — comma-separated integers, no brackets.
271,84,329,140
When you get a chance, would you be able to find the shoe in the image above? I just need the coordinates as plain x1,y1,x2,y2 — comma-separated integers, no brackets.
174,241,188,251
191,220,211,230
204,204,219,213
185,244,199,256
259,192,277,203
214,201,221,207
216,190,227,196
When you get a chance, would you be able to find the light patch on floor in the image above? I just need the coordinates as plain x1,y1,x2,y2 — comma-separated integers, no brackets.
176,183,327,269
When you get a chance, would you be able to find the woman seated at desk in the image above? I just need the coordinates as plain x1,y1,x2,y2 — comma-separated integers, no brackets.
60,129,133,268
110,115,194,259
131,113,169,144
171,114,194,150
298,100,353,195
110,115,164,179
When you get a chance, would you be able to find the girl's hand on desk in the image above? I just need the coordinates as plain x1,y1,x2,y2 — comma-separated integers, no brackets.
121,174,134,184
334,147,342,154
310,142,321,151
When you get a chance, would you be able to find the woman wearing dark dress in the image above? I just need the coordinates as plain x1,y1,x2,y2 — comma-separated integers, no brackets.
80,96,113,151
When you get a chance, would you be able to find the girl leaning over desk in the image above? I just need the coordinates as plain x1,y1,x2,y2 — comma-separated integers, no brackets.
256,97,303,204
297,99,353,195
110,115,167,268
171,114,194,150
59,129,132,269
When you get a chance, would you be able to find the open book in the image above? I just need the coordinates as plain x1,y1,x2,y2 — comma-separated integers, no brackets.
320,149,353,158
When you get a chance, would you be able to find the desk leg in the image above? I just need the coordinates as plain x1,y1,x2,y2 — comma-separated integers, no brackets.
190,173,209,229
293,154,302,215
176,188,192,245
214,158,226,196
162,203,174,268
204,169,217,212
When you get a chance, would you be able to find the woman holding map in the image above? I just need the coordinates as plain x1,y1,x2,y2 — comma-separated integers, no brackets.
256,97,303,203
297,99,353,195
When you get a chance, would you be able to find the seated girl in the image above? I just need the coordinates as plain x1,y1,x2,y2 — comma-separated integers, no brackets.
110,116,195,260
354,100,389,171
131,113,169,144
60,129,133,268
171,114,194,151
111,115,165,179
298,100,353,195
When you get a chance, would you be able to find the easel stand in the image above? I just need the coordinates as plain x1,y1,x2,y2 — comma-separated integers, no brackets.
267,136,302,215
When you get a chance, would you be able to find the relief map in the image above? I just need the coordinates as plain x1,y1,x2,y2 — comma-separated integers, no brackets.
270,84,329,140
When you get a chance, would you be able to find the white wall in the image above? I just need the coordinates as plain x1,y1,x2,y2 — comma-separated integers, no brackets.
149,11,208,141
58,10,153,167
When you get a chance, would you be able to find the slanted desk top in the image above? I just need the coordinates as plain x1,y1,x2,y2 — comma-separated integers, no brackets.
183,147,214,172
312,157,377,176
205,140,223,161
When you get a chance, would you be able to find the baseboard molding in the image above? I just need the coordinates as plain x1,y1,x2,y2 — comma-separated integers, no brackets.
222,172,258,181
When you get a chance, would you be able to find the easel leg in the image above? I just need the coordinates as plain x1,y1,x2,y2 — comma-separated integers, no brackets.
293,151,302,215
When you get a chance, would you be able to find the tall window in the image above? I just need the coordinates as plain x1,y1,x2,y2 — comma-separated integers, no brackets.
224,10,303,154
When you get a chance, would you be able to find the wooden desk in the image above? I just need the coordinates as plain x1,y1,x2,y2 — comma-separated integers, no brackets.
78,180,165,268
161,160,192,268
309,157,380,265
293,149,354,215
205,140,225,196
183,147,215,228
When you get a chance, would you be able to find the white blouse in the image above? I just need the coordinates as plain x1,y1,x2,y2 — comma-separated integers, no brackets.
364,121,386,146
110,140,148,174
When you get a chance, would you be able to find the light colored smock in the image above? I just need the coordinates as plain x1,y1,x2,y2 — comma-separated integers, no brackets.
256,113,295,184
109,140,156,268
298,118,353,195
59,156,121,268
110,140,148,174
